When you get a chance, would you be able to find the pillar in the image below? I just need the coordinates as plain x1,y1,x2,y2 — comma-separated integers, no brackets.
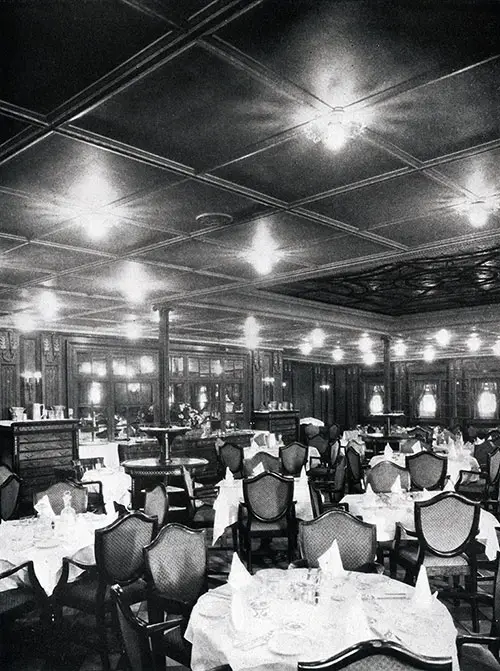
382,335,392,414
157,307,170,425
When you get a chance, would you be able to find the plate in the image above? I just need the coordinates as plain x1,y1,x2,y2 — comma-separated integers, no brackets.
197,599,229,618
34,537,60,548
268,631,310,656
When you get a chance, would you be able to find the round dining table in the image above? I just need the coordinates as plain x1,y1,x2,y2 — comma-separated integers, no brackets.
122,456,208,508
185,568,458,670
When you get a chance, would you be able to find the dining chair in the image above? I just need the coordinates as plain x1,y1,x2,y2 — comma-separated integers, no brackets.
295,509,380,572
34,480,88,515
328,423,341,443
390,492,481,631
456,445,500,508
53,511,157,671
242,451,281,477
366,461,410,493
457,551,500,670
0,560,47,662
309,452,346,507
111,584,185,671
345,446,365,493
279,441,308,476
406,452,448,490
219,442,244,479
143,524,208,668
144,483,169,528
297,639,452,670
0,466,21,520
473,439,497,473
238,471,295,572
307,434,330,467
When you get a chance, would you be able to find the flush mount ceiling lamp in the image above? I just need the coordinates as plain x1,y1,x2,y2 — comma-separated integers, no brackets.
80,212,113,240
304,107,366,151
467,332,481,352
300,341,313,356
435,328,451,347
332,345,344,362
195,212,234,228
358,333,373,353
310,327,326,348
362,351,376,366
243,223,284,275
243,315,260,350
38,290,59,320
423,344,436,362
457,199,497,228
393,338,407,357
121,262,148,303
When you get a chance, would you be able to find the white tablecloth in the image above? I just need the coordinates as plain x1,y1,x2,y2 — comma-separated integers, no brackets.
81,467,131,508
341,491,500,559
79,442,120,469
369,451,480,485
185,568,458,671
0,512,117,594
212,478,312,545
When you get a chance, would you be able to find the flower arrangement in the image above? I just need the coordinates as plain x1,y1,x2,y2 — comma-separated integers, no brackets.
170,403,210,429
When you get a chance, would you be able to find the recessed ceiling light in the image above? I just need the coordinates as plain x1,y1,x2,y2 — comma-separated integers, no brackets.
358,333,373,353
423,345,436,362
310,328,326,348
393,339,407,357
435,329,451,347
467,332,481,352
362,351,376,365
300,341,313,356
332,345,344,362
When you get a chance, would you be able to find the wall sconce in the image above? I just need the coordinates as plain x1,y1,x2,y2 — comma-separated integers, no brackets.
262,376,275,384
22,370,42,402
319,384,331,391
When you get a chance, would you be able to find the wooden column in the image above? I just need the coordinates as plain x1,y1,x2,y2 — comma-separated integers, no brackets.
158,307,170,425
382,335,392,413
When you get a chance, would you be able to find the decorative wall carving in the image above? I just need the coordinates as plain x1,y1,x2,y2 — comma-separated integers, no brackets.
0,331,20,363
42,334,62,363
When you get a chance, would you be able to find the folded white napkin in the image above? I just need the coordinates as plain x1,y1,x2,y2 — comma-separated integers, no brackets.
412,440,422,453
384,443,393,460
412,565,433,609
390,475,402,493
231,588,249,632
447,444,458,459
318,539,346,578
34,494,56,520
225,467,234,483
228,552,253,591
443,478,455,492
299,465,308,483
364,483,377,503
253,462,265,476
420,488,433,501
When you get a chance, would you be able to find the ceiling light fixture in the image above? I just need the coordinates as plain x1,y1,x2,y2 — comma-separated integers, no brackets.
423,345,436,362
362,351,376,366
358,333,373,353
15,313,36,332
243,315,260,350
243,223,284,275
467,332,481,352
435,328,451,347
195,212,234,228
332,345,344,362
121,262,147,303
80,213,112,240
300,341,313,356
126,322,141,340
457,199,497,228
310,327,326,348
493,339,500,357
38,290,59,320
393,339,407,357
304,107,367,151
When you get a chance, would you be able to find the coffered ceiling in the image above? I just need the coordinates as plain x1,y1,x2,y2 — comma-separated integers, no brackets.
1,0,500,364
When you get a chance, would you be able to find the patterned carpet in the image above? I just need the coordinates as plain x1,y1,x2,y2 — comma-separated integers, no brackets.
2,527,496,670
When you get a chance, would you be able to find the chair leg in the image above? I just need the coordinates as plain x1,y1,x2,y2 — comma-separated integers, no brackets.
247,535,253,573
97,610,110,671
231,524,238,552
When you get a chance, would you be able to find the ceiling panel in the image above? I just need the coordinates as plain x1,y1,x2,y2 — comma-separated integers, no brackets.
285,234,395,268
0,1,170,112
0,191,77,238
212,133,405,202
370,58,500,161
74,45,316,171
119,178,265,235
0,115,32,146
217,0,500,108
307,172,458,229
0,242,104,274
0,266,50,286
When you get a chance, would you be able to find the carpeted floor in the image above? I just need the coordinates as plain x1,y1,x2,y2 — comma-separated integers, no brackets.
2,527,496,670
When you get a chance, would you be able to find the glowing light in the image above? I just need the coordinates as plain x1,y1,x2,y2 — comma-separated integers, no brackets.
393,339,407,357
435,329,451,347
304,107,367,151
319,384,331,391
358,333,373,353
310,328,326,348
300,341,313,356
467,332,481,352
38,291,59,320
457,200,496,228
362,351,376,365
120,262,148,304
15,313,36,332
80,213,112,239
126,322,141,340
243,223,284,275
89,382,102,405
243,316,260,350
423,345,436,362
332,346,344,362
493,340,500,357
